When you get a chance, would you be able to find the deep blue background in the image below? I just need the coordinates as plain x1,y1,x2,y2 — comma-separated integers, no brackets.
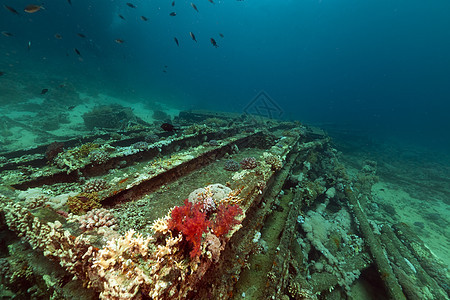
1,0,450,148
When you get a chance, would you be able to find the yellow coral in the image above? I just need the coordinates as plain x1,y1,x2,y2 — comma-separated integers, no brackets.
151,214,170,235
77,142,99,158
262,152,282,171
219,187,244,206
67,192,101,214
92,229,154,298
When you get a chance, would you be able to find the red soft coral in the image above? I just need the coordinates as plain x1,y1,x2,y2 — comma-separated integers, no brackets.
168,199,210,258
211,203,243,237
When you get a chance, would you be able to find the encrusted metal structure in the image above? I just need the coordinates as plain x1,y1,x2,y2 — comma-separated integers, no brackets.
0,111,448,299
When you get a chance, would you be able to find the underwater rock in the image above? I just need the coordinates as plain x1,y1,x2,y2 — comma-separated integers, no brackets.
82,104,143,130
208,139,219,146
32,111,70,131
144,134,159,143
132,141,149,150
413,221,425,229
45,142,64,162
152,110,170,121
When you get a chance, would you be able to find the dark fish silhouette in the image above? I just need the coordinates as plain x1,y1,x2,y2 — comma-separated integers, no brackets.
172,1,175,6
74,48,82,56
67,0,72,5
210,38,218,48
0,72,4,76
161,123,177,132
77,33,86,38
189,32,197,42
41,88,48,95
169,12,176,16
126,3,136,8
174,37,179,46
54,33,63,39
219,33,224,38
4,5,19,14
68,105,76,110
140,16,148,21
115,39,124,44
208,0,214,3
24,4,44,13
119,14,125,20
190,3,198,12
1,31,13,37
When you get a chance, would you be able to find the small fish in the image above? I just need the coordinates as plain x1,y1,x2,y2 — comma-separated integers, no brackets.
54,33,63,39
210,38,218,48
1,31,13,37
119,14,125,20
67,0,72,5
115,39,124,44
77,33,86,38
27,41,31,50
174,37,179,46
172,1,175,6
189,32,197,42
208,0,214,3
140,16,148,21
0,72,4,76
219,33,224,38
41,88,48,95
161,123,177,132
190,3,198,12
126,2,136,8
4,5,19,15
24,4,44,13
68,105,76,110
169,12,176,16
74,48,81,56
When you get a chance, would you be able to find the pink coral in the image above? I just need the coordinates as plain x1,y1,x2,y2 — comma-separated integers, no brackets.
83,179,110,193
78,208,116,231
211,203,243,237
201,197,216,213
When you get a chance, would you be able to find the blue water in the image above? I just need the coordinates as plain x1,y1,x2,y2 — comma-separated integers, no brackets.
1,0,450,149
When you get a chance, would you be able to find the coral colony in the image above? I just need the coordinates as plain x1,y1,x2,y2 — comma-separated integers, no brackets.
1,185,246,299
168,199,242,258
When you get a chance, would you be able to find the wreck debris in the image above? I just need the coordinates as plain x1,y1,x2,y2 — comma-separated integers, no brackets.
0,111,448,299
